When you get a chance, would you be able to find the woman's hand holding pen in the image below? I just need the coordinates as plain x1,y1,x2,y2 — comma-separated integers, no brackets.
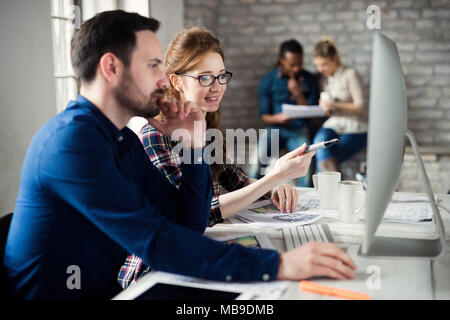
268,144,315,185
268,144,314,213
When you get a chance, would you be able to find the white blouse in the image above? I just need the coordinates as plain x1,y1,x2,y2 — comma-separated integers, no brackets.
320,65,368,134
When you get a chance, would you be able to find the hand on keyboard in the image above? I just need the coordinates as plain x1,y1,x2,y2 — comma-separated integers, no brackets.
276,242,357,281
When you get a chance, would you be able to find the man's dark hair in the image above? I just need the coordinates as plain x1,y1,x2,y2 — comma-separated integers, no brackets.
278,39,303,60
71,10,160,83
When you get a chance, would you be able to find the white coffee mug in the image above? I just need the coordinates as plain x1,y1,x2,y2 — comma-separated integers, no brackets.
312,171,341,209
338,180,366,223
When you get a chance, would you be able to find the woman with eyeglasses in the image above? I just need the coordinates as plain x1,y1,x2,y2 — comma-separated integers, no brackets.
117,26,315,289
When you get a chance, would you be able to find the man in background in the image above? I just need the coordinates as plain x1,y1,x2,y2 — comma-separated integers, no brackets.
249,39,320,187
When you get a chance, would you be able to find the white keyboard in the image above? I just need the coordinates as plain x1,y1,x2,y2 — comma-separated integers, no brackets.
282,224,335,251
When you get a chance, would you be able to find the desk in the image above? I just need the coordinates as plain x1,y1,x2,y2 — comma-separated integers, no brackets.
116,188,450,300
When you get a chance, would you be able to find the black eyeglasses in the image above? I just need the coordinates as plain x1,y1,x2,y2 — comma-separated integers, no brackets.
178,71,233,87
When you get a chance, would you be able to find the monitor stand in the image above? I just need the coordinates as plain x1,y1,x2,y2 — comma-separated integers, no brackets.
358,129,446,258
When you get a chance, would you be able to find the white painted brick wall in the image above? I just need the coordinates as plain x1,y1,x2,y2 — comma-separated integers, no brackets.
185,0,450,145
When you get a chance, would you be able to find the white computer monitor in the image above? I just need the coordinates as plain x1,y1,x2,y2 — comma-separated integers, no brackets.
358,32,445,258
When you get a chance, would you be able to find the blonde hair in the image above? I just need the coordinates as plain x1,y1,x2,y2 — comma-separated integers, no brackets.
164,26,226,179
313,36,341,65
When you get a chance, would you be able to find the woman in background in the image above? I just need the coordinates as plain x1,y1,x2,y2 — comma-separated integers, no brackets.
312,38,368,174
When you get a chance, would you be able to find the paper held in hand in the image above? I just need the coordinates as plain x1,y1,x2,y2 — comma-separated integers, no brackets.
282,103,326,118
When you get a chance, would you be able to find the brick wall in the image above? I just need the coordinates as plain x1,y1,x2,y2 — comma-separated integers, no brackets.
398,147,450,194
184,0,450,194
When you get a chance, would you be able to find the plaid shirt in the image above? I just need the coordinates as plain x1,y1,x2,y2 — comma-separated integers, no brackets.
117,123,249,289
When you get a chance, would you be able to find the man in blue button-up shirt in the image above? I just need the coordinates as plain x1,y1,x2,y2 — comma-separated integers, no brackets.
4,11,356,299
249,40,320,187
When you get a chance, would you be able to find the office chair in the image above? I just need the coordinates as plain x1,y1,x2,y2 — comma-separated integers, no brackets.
0,212,13,299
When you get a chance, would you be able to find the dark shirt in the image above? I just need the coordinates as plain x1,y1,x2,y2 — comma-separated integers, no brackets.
258,68,320,130
4,95,279,299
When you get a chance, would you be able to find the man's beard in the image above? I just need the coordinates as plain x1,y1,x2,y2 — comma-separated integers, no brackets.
114,69,162,118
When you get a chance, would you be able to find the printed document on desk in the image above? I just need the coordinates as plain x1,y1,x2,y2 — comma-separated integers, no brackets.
230,200,321,229
297,191,434,224
282,103,326,118
361,192,435,224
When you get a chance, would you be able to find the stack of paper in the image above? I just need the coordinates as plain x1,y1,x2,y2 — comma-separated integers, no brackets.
230,192,436,228
361,193,434,224
282,103,326,118
295,191,434,224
